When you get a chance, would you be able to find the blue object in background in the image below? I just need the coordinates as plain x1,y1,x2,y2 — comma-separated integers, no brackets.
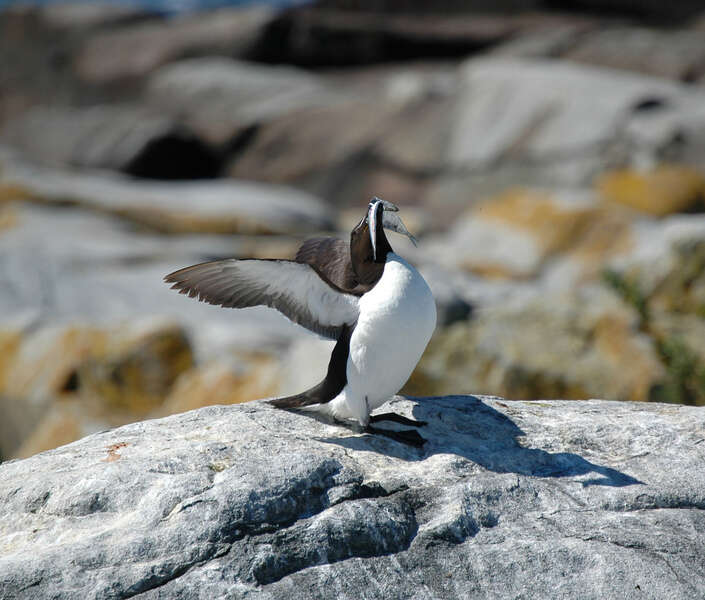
0,0,310,14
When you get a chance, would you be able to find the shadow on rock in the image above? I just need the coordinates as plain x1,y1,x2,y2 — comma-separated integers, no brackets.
316,395,642,488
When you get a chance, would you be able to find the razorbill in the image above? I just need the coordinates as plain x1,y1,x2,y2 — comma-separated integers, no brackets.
164,198,437,446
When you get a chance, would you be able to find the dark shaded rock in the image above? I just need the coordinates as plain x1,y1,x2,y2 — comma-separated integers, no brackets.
0,396,704,598
545,0,704,23
0,105,220,179
254,7,596,66
255,8,517,66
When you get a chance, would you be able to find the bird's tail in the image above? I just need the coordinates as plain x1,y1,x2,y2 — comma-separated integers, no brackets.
268,325,351,410
269,392,319,409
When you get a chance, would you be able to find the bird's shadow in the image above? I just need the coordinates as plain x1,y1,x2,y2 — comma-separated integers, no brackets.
312,395,642,488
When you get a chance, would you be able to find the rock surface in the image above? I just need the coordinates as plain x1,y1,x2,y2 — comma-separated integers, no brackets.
74,6,275,84
0,156,333,234
1,395,704,599
146,58,334,147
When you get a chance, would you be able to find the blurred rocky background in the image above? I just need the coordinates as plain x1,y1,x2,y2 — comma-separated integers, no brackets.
1,0,704,461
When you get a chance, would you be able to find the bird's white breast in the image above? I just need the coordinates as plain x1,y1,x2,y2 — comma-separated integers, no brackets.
346,253,436,413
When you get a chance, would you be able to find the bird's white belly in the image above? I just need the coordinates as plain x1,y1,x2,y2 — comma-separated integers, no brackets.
325,253,436,425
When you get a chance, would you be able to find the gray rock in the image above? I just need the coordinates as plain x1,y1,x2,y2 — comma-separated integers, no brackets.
75,6,275,84
0,396,703,598
147,57,337,147
36,1,156,33
411,285,666,403
563,27,705,83
451,58,705,168
447,58,687,171
0,155,334,234
420,57,705,215
0,201,315,360
492,25,705,84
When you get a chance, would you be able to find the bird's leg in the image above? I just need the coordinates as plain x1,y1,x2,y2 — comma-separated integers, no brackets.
369,413,427,428
364,425,426,448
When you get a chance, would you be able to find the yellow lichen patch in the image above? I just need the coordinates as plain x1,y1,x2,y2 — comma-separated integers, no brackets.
592,315,664,402
563,205,636,284
77,324,194,416
0,205,18,231
159,354,280,416
242,237,301,260
458,262,532,281
0,183,34,205
475,188,600,254
112,207,276,235
596,165,705,216
571,205,634,262
0,329,22,394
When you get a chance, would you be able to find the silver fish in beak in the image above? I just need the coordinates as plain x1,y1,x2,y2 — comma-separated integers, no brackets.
382,210,418,247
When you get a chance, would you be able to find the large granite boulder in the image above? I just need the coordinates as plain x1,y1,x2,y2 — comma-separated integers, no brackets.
0,155,333,234
447,58,685,171
0,395,703,598
562,27,705,83
146,58,334,147
408,286,664,403
425,57,705,219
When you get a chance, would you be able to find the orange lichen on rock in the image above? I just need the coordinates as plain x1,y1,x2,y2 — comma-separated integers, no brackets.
160,353,280,416
77,323,194,416
102,442,128,463
592,315,664,402
596,165,705,216
0,205,18,230
477,187,600,254
0,329,22,394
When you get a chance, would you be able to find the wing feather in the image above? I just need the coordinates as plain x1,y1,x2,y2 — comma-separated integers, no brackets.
165,259,359,339
295,237,357,291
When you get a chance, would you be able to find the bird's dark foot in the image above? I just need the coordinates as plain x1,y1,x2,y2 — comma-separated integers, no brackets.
365,425,426,448
369,412,427,428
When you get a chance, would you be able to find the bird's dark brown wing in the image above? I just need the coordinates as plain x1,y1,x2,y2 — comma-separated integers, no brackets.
294,237,358,292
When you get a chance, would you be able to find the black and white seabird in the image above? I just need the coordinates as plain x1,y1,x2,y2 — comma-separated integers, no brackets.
164,198,437,446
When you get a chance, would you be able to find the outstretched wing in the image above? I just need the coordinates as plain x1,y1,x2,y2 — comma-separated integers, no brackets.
165,259,359,339
295,237,358,292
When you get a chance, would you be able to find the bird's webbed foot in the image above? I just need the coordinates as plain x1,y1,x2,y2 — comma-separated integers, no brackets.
369,412,427,428
364,425,426,448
